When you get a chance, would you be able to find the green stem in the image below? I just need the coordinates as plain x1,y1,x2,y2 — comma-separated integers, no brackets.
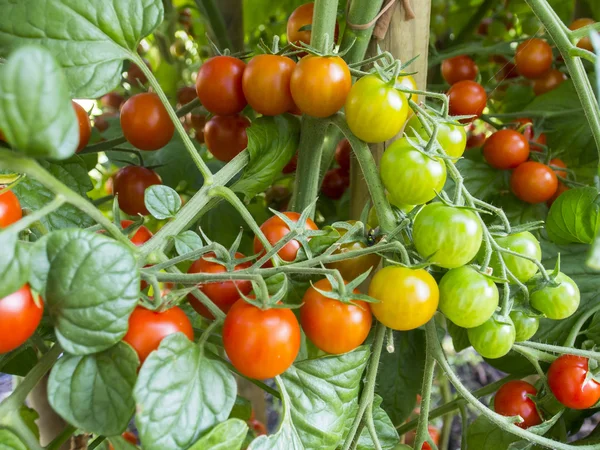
569,22,600,39
563,303,600,347
194,0,233,51
365,407,383,450
45,424,77,450
5,416,43,450
310,0,340,53
80,136,127,153
87,436,105,450
518,341,600,361
414,332,437,450
340,0,386,65
439,371,453,450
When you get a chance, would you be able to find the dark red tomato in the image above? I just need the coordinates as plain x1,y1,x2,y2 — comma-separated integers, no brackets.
533,69,566,95
494,380,542,428
441,55,478,85
483,129,530,169
126,59,150,86
253,212,319,266
0,285,44,354
72,101,91,153
467,132,486,149
547,182,569,207
121,220,153,246
223,299,301,379
94,111,118,133
448,80,487,122
204,115,250,162
195,56,247,116
287,2,339,47
123,306,194,363
100,92,125,111
113,166,162,216
321,168,349,200
177,86,197,107
515,39,553,79
569,18,597,52
335,139,351,173
548,355,600,409
282,153,298,174
0,190,22,228
186,252,252,320
510,161,558,204
549,158,567,178
120,93,174,151
122,431,137,445
242,55,296,116
248,418,267,436
495,61,519,81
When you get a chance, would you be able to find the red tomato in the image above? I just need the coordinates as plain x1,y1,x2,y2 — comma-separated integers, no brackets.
204,115,250,162
113,166,162,216
510,161,558,204
321,167,349,200
515,39,553,79
120,93,174,151
483,129,530,169
253,212,318,266
441,55,478,85
122,431,137,445
466,132,486,149
282,153,298,174
126,59,150,86
494,380,542,428
123,306,194,363
72,101,91,153
287,2,339,47
569,18,596,52
94,111,118,133
242,55,296,116
548,355,600,409
405,425,440,449
195,56,247,116
248,418,267,436
121,220,153,246
99,92,125,111
513,118,546,151
335,138,351,173
448,81,487,122
0,190,22,228
223,299,301,379
549,158,567,178
533,69,566,95
0,285,44,354
186,252,252,320
177,86,197,106
547,182,569,207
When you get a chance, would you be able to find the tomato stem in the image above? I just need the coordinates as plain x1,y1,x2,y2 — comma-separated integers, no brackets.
310,0,339,53
414,332,437,450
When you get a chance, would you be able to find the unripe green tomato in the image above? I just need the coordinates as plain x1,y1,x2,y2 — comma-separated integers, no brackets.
468,316,516,359
488,232,541,283
509,310,539,341
530,272,580,319
405,114,467,161
439,266,499,328
413,203,483,269
345,75,409,143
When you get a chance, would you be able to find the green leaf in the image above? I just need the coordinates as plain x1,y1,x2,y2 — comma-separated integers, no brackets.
134,334,237,450
19,406,40,441
145,185,181,220
451,154,507,202
173,231,204,256
232,115,300,201
107,436,138,450
0,0,164,98
585,311,600,345
356,395,400,450
229,396,253,422
588,233,600,269
467,416,520,449
447,320,471,352
546,187,600,245
188,419,248,450
48,342,138,436
281,347,370,450
0,428,28,450
0,347,38,377
0,231,30,299
37,229,139,355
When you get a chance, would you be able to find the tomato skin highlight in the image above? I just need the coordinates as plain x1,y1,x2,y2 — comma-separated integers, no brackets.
510,161,558,204
223,299,301,379
368,266,439,331
195,56,247,116
0,190,22,228
548,355,600,409
120,93,174,151
242,55,296,116
515,39,553,79
72,101,91,153
204,115,250,162
405,114,467,161
467,316,515,359
533,69,566,96
488,231,542,283
113,166,162,216
0,285,44,354
300,278,372,354
530,272,580,320
494,380,542,429
121,220,153,246
483,130,530,170
569,18,596,52
441,55,478,85
510,310,539,342
448,80,487,122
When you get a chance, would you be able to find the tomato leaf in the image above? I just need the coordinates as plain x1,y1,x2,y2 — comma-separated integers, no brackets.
447,320,471,352
546,187,600,245
450,154,507,202
355,395,400,449
0,0,164,98
0,231,30,299
19,406,40,441
47,342,138,436
134,334,237,450
0,428,28,450
173,231,204,256
106,436,138,450
145,185,182,220
232,115,300,201
466,416,521,449
0,346,38,377
188,419,248,450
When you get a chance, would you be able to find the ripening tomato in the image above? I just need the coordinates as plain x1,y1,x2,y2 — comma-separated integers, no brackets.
345,75,409,143
300,278,372,354
441,55,478,85
467,131,486,149
335,139,351,173
448,80,487,121
569,18,597,52
509,310,539,342
177,86,197,107
204,115,250,162
533,69,566,95
290,56,351,118
494,380,542,428
195,56,247,116
467,315,515,359
223,299,301,379
123,306,194,363
287,2,339,47
186,252,252,320
326,222,380,281
549,158,567,178
368,266,439,330
243,55,296,116
72,101,91,153
510,161,558,204
120,93,174,151
413,203,483,269
404,114,467,160
488,231,541,283
483,129,530,170
120,220,153,246
100,92,125,111
515,39,553,79
0,190,22,228
321,167,349,200
548,355,600,409
530,272,580,320
380,138,446,205
547,182,569,207
113,166,162,216
0,285,44,354
253,212,318,266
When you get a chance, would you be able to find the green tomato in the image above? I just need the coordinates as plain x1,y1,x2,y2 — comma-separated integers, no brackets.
468,316,516,359
488,232,541,283
439,266,499,328
530,272,580,320
405,114,467,161
509,310,539,342
380,138,447,205
345,75,409,143
413,203,483,269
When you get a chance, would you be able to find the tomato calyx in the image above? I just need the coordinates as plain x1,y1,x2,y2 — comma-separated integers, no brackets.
263,208,323,262
311,270,376,307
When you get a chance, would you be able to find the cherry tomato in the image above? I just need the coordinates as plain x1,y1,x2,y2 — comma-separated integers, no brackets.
368,266,439,330
396,73,418,100
448,80,487,122
515,39,553,79
380,137,446,205
287,2,339,47
335,139,351,173
126,59,150,86
530,272,580,320
100,92,125,111
569,18,597,52
467,315,515,359
195,56,247,116
488,231,541,283
467,131,486,149
345,74,409,143
547,182,569,207
300,278,372,354
439,266,499,328
204,115,250,162
513,118,546,151
0,285,44,354
248,418,267,436
326,223,380,281
122,431,137,445
533,69,566,96
120,220,152,246
223,299,301,379
120,93,174,151
72,101,91,153
405,114,467,160
283,153,298,174
413,203,483,269
113,166,162,216
509,310,539,342
0,189,22,228
549,158,567,178
94,111,118,133
186,252,252,320
123,306,194,363
548,355,600,409
510,161,558,204
321,168,349,200
494,380,542,428
177,86,197,107
441,55,478,85
290,56,351,118
242,55,296,116
405,425,441,449
483,130,530,170
496,61,519,81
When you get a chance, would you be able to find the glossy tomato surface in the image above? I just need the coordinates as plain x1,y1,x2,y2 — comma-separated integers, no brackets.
113,166,162,216
494,380,542,428
467,316,515,359
0,190,22,228
530,272,580,320
515,39,553,79
448,80,487,121
204,115,250,162
405,114,467,160
488,231,541,283
120,93,174,151
242,55,296,116
509,310,539,342
0,285,44,354
396,73,418,100
441,55,478,85
195,56,247,116
549,158,567,178
72,101,91,153
510,161,558,204
533,69,566,96
483,129,530,170
548,355,600,409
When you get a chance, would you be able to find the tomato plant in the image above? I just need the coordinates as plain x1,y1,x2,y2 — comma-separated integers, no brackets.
515,38,553,79
335,138,351,172
0,285,44,354
441,55,478,85
467,316,516,359
494,380,542,429
532,69,566,96
113,165,162,216
568,18,596,52
510,161,558,204
325,222,380,281
0,189,22,228
529,272,580,320
204,114,250,162
487,231,542,283
509,310,539,342
321,167,349,199
548,355,600,409
405,113,467,160
121,219,153,246
195,56,247,116
120,93,175,151
447,80,487,121
72,101,91,153
483,129,530,170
